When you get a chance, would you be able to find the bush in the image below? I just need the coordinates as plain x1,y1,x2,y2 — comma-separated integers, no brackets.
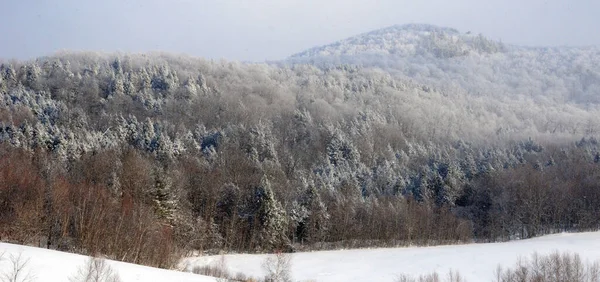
396,252,600,282
396,271,465,282
191,255,256,282
494,252,600,282
262,252,292,282
69,257,121,282
0,252,35,282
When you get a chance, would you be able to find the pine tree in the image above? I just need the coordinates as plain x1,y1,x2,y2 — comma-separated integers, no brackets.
441,162,465,206
142,118,158,152
182,77,198,99
24,63,42,90
110,74,125,96
327,129,359,167
2,64,17,85
254,177,289,251
197,73,209,94
139,68,151,91
124,75,136,96
299,184,329,243
151,167,177,222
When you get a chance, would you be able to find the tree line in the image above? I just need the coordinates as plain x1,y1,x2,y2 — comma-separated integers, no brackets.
0,52,598,268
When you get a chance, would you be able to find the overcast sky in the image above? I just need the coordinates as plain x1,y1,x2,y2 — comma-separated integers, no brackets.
1,0,599,61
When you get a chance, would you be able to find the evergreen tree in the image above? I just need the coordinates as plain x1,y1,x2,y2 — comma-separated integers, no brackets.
151,167,177,222
254,177,289,250
298,184,329,243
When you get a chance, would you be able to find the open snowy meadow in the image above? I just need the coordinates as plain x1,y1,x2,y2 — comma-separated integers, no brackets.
0,242,215,282
2,231,600,282
181,231,600,282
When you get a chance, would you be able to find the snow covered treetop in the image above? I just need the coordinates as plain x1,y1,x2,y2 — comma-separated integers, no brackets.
290,23,505,59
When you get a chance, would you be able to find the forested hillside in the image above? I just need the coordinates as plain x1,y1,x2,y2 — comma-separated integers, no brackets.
1,25,599,269
289,24,600,105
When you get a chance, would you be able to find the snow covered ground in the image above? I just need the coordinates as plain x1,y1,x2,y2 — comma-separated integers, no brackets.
182,231,600,282
0,242,215,282
2,232,600,282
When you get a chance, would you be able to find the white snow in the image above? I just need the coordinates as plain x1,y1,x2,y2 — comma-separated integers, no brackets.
0,242,215,282
182,231,600,282
3,232,600,282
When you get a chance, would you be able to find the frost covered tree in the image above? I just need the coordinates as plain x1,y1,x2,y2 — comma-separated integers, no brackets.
151,167,178,222
254,176,289,251
110,74,125,96
292,183,329,243
0,49,599,256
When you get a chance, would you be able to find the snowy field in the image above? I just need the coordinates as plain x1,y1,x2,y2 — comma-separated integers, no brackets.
0,242,215,282
2,232,600,282
182,231,600,282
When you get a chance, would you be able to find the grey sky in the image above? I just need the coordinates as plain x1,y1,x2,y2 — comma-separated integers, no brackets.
1,0,599,61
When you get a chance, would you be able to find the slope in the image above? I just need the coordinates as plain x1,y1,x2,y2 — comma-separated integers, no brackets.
0,242,215,282
287,23,600,105
182,231,600,282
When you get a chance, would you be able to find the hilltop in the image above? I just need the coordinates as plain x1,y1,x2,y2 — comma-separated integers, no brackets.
291,23,505,59
288,24,600,105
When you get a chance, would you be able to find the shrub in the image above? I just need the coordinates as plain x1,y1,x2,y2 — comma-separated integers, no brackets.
0,252,35,282
69,257,121,282
396,252,600,282
494,251,600,282
262,252,292,282
191,255,256,282
396,270,465,282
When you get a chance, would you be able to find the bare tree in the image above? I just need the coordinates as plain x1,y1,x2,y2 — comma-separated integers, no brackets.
396,270,466,282
191,255,257,282
494,251,600,282
69,257,121,282
0,252,35,282
262,252,292,282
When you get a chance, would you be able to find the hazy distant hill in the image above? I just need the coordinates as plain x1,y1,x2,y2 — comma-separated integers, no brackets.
288,24,600,105
292,24,505,58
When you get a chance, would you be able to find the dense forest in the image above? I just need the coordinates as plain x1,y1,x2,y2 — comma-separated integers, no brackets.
0,25,599,269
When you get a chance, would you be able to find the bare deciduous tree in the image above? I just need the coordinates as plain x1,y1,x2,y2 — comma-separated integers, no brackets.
494,251,600,282
0,252,35,282
69,257,121,282
262,252,292,282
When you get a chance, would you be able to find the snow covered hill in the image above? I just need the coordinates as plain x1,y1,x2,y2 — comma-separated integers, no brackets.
182,231,600,282
287,23,600,105
3,231,600,282
290,23,505,59
0,242,215,282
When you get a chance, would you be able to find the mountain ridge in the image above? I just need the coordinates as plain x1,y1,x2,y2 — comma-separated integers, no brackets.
286,23,600,106
290,23,506,60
